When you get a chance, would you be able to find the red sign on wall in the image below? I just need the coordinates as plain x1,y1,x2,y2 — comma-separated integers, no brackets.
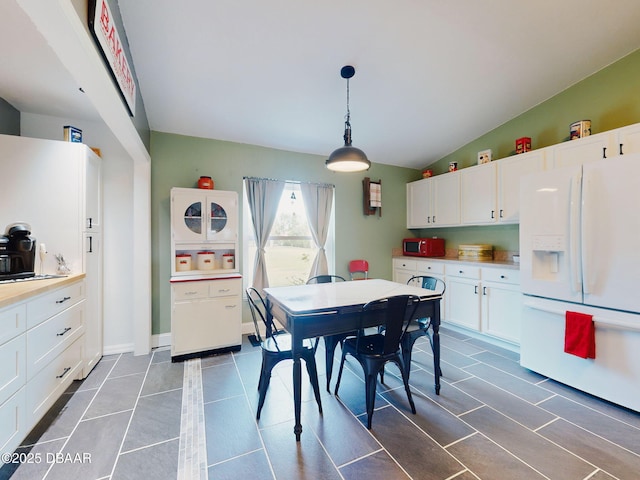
89,0,136,116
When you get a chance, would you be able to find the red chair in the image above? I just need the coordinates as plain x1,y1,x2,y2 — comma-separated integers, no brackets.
348,259,369,280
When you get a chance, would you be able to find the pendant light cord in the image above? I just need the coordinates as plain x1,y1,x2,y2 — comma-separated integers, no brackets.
343,77,352,146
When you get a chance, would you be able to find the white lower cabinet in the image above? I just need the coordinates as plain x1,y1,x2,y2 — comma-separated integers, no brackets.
444,262,522,345
171,276,242,359
0,277,86,462
445,265,482,331
392,258,522,346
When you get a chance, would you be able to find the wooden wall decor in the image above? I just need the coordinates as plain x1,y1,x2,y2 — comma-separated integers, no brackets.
363,177,382,217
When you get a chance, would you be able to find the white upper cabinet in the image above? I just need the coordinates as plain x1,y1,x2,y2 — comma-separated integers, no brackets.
461,163,497,225
406,178,432,228
551,130,616,168
497,148,548,223
615,122,640,155
432,171,460,226
171,189,238,244
407,122,640,228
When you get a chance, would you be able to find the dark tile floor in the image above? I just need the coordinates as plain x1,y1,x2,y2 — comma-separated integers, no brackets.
3,327,640,479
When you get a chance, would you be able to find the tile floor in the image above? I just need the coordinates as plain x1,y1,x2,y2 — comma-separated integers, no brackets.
2,327,640,479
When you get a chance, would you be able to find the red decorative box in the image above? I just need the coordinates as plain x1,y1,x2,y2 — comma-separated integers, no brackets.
516,137,532,154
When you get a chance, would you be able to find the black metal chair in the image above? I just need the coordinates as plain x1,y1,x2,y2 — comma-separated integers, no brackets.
246,287,323,420
334,294,419,429
403,275,446,379
307,274,346,284
306,274,353,391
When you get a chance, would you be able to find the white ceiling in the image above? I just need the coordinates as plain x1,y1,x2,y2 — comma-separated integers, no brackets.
3,1,640,170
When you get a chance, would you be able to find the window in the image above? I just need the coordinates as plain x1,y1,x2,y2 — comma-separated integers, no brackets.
243,182,335,289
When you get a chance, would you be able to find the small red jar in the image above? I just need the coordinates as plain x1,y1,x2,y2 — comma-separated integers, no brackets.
198,176,214,189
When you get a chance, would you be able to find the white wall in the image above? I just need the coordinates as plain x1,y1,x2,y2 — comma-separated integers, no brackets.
21,112,136,354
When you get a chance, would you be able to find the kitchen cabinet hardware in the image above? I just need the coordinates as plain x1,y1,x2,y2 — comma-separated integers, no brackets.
56,296,71,304
483,287,487,295
620,143,624,155
87,217,93,229
474,285,479,294
87,235,93,253
500,275,505,279
218,288,231,293
491,210,495,219
56,327,72,337
602,146,607,158
459,270,464,274
56,367,71,379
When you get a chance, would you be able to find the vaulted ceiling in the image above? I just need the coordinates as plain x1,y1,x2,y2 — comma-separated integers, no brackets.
3,1,640,170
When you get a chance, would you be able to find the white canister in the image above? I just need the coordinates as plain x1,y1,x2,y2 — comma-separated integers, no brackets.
175,254,192,272
222,253,235,269
197,251,215,270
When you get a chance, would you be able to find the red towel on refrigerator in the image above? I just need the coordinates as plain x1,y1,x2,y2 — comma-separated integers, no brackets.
564,311,596,359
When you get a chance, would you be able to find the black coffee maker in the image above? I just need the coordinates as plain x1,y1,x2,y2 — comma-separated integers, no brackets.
0,222,36,280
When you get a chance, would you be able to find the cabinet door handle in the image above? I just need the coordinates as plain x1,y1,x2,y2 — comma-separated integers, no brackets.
620,143,624,155
491,210,495,219
87,236,93,253
483,287,487,295
87,217,93,229
218,288,231,293
56,367,71,379
57,327,72,337
225,304,238,309
602,147,607,159
474,285,478,294
432,216,436,224
500,275,506,279
184,291,199,296
459,270,464,274
499,209,504,218
56,296,71,304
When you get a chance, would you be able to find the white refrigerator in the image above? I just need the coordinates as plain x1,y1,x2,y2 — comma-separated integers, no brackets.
519,153,640,411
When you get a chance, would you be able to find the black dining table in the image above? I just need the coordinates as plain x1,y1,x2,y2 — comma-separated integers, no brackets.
264,279,442,441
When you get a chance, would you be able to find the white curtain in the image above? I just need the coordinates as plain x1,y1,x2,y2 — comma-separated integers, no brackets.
300,182,334,279
244,178,285,292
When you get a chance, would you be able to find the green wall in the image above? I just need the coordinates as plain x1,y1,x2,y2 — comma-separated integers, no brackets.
150,132,417,334
150,48,640,335
413,48,640,249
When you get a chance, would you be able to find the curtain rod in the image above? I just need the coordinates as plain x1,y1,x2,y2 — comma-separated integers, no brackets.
243,176,334,188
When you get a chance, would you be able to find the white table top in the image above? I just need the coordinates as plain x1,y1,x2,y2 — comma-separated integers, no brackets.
264,279,440,315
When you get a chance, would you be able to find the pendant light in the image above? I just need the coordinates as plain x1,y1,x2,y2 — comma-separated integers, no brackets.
326,65,371,172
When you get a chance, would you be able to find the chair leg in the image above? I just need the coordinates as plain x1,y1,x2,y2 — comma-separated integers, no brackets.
302,351,323,414
256,357,276,420
333,348,348,396
324,336,342,392
364,370,378,429
394,357,416,415
401,333,418,381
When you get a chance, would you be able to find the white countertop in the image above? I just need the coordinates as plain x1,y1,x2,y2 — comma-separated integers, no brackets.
393,255,520,269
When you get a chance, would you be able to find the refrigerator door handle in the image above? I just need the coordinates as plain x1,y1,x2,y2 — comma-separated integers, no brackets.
569,172,582,294
581,170,593,295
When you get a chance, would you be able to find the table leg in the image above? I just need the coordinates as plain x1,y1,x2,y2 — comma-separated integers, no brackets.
291,321,303,440
432,301,441,395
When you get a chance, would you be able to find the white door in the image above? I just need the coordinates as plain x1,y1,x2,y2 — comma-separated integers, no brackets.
581,154,640,313
497,149,546,223
519,165,583,303
406,179,432,228
461,163,497,224
432,172,460,226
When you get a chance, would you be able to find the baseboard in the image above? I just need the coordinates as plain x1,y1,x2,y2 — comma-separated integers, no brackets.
103,343,136,356
152,332,172,349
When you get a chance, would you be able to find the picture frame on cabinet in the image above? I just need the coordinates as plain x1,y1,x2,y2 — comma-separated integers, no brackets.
478,149,492,164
